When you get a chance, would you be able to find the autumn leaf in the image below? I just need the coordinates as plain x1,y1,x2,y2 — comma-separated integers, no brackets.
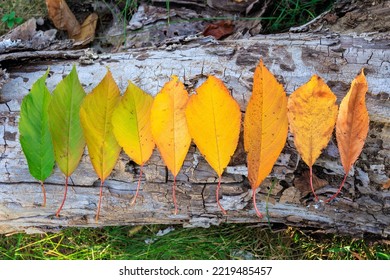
48,65,86,216
150,76,191,214
72,13,98,45
244,60,288,217
80,69,121,220
111,81,155,205
327,69,369,202
19,70,55,206
203,20,235,39
45,0,80,38
186,75,241,214
287,75,338,201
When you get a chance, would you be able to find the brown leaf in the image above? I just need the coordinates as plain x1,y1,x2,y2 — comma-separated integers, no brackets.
294,170,328,197
46,0,80,38
73,13,98,45
203,20,234,39
383,179,390,190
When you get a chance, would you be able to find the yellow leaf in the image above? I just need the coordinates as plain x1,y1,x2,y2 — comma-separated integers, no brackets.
328,69,369,202
150,76,191,214
287,75,338,200
186,75,241,214
80,69,121,220
111,81,155,204
244,60,288,217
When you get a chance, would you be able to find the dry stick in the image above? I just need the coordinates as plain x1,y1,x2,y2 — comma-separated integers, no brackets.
95,180,104,221
252,188,263,218
173,176,178,215
131,165,143,205
326,173,348,203
216,175,227,215
309,166,319,201
55,176,68,217
40,180,46,207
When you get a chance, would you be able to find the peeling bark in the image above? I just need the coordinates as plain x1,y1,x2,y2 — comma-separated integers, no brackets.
0,33,389,236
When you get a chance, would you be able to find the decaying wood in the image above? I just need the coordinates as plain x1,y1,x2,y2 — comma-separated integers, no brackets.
0,32,389,236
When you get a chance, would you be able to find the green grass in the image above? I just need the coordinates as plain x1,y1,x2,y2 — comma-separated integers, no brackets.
1,224,389,260
0,0,47,35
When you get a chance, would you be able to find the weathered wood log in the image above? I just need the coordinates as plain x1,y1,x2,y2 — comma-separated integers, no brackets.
0,32,389,236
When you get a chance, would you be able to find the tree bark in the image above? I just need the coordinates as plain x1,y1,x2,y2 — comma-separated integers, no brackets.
0,32,389,236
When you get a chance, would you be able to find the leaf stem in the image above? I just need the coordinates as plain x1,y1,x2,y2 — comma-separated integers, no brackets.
252,188,263,219
95,180,104,221
131,165,143,205
173,175,178,215
309,166,319,201
216,176,227,215
326,172,348,203
55,176,68,217
40,181,46,207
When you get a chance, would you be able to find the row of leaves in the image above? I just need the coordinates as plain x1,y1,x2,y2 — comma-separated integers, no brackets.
19,61,369,220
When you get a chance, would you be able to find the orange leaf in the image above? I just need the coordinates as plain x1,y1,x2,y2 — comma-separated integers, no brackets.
244,60,288,217
327,69,369,202
336,70,369,175
287,75,338,200
46,0,80,38
186,75,241,214
150,76,191,214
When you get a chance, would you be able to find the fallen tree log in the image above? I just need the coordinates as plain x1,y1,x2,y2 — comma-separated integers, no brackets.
0,32,389,236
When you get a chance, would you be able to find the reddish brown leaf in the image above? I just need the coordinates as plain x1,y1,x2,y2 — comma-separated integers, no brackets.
294,170,328,197
203,20,234,39
46,0,80,38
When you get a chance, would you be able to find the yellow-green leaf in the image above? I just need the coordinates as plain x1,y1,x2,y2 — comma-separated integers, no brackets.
112,81,154,166
80,69,121,220
111,81,155,205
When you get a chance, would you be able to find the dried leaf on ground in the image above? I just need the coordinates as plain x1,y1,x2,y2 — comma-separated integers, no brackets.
293,170,328,197
46,0,80,38
73,13,98,45
203,20,235,39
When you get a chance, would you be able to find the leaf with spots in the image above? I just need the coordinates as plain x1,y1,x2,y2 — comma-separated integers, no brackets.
186,75,241,214
111,81,155,205
19,70,55,207
287,75,338,201
150,76,191,214
244,60,288,218
80,69,121,220
328,69,369,202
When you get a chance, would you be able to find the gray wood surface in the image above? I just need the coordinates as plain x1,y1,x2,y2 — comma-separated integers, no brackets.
0,33,389,236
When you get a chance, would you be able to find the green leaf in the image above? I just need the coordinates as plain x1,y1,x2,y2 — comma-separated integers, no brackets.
19,70,55,182
7,20,14,29
15,17,23,24
1,14,9,22
48,65,86,177
9,11,15,20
